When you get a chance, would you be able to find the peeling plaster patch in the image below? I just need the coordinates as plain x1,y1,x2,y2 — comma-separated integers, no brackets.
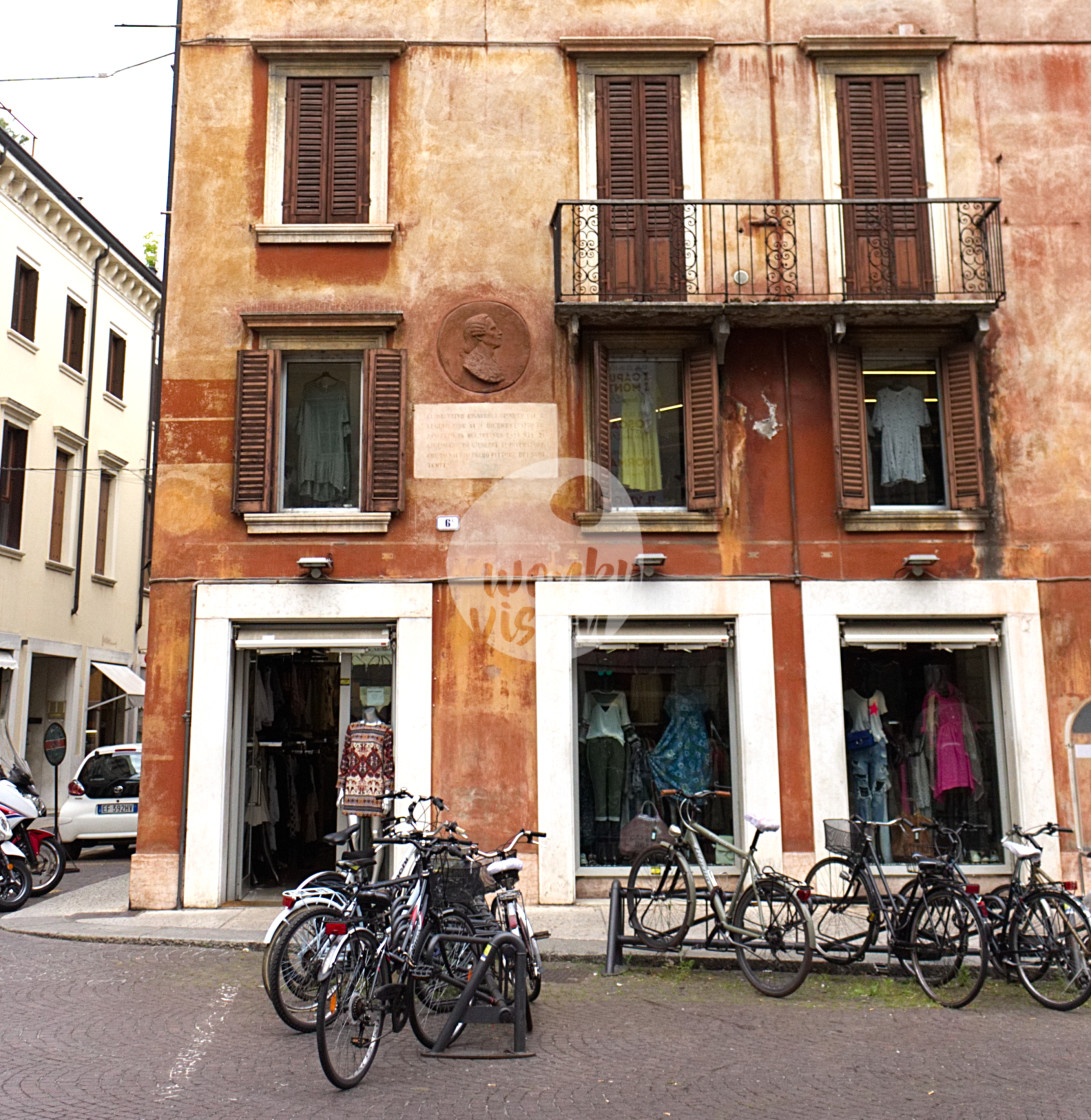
752,394,781,440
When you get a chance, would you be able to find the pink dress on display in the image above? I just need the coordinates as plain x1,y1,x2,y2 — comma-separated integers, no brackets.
926,689,975,799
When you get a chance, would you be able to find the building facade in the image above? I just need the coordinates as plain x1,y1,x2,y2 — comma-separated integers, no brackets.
135,1,1089,909
0,136,161,802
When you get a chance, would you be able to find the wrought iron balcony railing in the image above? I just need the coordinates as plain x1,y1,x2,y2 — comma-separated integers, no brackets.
551,197,1004,309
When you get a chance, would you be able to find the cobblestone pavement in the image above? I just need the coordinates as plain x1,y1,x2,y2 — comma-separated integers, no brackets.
4,931,1091,1120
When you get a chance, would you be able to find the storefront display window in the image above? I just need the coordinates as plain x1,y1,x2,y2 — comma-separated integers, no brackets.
840,634,1004,864
576,629,735,870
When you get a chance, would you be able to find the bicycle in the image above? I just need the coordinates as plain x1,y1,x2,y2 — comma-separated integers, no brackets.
626,790,814,997
314,832,508,1088
805,817,989,1008
984,823,1091,1010
477,828,547,1002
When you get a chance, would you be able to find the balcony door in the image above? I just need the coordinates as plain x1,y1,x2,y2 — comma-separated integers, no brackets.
837,74,934,299
595,74,685,301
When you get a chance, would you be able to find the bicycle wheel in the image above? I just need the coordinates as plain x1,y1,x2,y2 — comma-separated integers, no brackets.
626,845,695,951
408,911,475,1049
315,931,384,1089
804,856,876,965
733,878,813,997
1009,889,1091,1011
910,887,988,1008
268,904,342,1032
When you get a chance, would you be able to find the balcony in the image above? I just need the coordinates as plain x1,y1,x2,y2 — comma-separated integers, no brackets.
551,198,1004,330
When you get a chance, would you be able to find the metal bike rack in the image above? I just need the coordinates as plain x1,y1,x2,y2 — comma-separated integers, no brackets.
424,930,535,1059
605,879,733,975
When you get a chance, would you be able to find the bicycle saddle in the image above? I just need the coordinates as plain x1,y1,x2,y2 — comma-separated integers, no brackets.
745,813,780,833
1002,837,1040,862
487,856,524,875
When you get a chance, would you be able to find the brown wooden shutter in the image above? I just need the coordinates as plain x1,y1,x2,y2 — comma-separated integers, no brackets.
233,350,279,514
363,349,406,513
11,261,37,339
940,343,985,509
284,77,370,224
836,74,932,297
830,345,870,510
49,449,70,562
595,74,683,299
590,341,612,510
683,346,721,510
94,474,112,575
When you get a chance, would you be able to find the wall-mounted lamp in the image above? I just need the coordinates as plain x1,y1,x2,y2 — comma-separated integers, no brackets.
632,552,667,580
901,553,939,579
297,554,333,579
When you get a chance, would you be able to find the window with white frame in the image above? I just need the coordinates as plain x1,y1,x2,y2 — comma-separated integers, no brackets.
93,450,126,581
47,427,85,569
253,41,402,244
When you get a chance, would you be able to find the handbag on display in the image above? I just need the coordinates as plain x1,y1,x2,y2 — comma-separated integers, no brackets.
618,802,671,858
846,729,876,751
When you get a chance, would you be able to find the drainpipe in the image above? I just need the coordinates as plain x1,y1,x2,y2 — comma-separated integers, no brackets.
72,245,111,616
134,305,161,636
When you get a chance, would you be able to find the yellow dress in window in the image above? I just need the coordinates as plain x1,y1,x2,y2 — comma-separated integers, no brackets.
616,367,662,493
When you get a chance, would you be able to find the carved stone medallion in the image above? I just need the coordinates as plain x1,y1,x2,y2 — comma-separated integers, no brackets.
437,300,530,393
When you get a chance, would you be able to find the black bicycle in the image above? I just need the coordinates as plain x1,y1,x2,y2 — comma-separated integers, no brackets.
805,817,989,1008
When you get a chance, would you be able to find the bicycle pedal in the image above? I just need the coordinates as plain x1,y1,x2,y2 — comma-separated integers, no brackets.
410,964,435,978
533,930,550,940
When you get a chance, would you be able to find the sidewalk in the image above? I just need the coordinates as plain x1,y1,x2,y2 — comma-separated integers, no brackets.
0,871,612,959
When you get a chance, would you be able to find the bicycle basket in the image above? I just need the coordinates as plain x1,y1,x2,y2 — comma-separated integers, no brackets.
430,851,486,910
823,818,870,858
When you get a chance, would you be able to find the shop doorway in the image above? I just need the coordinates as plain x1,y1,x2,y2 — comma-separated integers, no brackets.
230,626,394,899
574,620,738,878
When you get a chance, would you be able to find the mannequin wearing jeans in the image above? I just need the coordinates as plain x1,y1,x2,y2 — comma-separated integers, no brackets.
844,662,893,863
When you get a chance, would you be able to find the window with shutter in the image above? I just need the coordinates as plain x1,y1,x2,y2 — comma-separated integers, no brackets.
283,77,370,224
835,73,933,299
106,331,127,399
63,299,86,372
0,421,28,550
232,346,406,521
595,74,684,300
589,340,720,512
830,342,985,513
10,258,38,341
49,449,72,563
256,48,399,245
94,472,114,576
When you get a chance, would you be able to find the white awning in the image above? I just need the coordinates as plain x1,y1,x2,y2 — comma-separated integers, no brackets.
234,625,391,651
840,621,1001,650
0,650,17,671
575,620,733,649
91,661,146,696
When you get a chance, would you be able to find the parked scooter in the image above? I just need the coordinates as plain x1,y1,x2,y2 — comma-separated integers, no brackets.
0,759,65,896
0,812,31,911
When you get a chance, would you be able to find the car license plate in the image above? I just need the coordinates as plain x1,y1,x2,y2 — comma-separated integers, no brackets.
97,804,136,815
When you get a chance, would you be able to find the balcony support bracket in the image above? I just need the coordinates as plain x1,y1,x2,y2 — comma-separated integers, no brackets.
567,314,580,363
712,314,730,364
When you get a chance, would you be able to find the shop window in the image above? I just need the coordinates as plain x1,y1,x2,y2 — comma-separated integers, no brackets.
831,342,984,511
10,257,38,342
232,348,406,516
575,623,735,870
589,340,720,511
840,627,1005,865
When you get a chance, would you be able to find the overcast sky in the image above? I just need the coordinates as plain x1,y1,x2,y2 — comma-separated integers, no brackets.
0,1,177,262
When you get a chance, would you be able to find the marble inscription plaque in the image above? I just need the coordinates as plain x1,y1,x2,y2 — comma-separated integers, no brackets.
413,404,558,479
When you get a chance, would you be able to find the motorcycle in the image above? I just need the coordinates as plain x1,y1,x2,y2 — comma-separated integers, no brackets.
0,758,65,896
0,811,31,911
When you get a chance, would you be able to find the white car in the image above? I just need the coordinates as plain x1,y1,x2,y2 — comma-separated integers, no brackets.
57,744,141,857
